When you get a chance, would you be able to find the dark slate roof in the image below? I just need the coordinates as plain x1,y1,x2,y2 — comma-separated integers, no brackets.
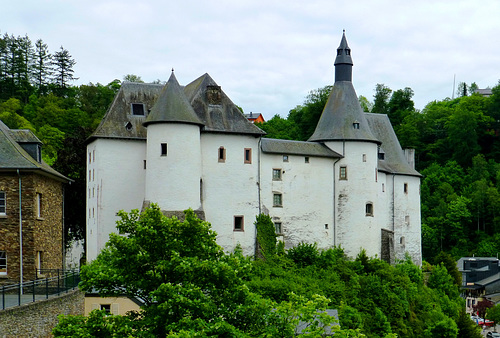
334,31,353,66
10,129,42,144
184,73,265,136
261,138,342,158
308,81,379,143
0,121,69,182
89,82,164,141
365,113,421,177
144,72,204,127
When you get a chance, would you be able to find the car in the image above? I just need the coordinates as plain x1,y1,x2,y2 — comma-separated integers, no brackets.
486,332,500,338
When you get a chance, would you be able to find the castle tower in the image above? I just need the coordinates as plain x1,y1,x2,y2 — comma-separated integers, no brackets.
309,31,382,259
143,72,205,212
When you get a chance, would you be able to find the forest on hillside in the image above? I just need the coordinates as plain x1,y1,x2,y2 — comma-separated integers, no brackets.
2,32,500,264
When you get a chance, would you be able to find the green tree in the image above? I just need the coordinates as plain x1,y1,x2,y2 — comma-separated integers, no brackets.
123,74,144,83
51,46,77,95
358,95,372,112
255,213,277,260
32,39,52,95
371,83,392,115
486,304,500,330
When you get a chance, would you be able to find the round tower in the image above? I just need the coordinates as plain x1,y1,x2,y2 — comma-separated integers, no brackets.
143,72,204,212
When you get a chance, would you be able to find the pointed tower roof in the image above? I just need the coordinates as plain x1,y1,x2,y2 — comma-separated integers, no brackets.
308,32,379,143
144,72,204,127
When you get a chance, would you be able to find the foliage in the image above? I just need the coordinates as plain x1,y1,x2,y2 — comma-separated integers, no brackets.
255,213,277,260
473,298,494,319
486,303,500,325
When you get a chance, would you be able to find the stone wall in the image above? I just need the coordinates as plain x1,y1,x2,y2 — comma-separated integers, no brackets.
0,173,63,285
0,289,84,338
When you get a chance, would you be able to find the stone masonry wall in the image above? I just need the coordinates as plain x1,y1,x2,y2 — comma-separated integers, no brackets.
0,173,63,285
0,289,84,338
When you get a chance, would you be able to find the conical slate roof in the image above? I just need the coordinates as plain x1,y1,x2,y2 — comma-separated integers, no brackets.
308,81,379,143
184,73,265,135
309,32,378,143
144,72,204,127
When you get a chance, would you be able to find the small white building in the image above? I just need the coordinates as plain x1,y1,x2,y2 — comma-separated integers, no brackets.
86,32,421,265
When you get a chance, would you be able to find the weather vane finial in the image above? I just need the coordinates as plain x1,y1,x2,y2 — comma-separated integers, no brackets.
171,68,174,73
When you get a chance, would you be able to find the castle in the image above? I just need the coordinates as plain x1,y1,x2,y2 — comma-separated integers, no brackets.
86,32,422,264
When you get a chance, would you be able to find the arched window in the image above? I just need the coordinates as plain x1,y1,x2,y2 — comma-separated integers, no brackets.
365,202,373,216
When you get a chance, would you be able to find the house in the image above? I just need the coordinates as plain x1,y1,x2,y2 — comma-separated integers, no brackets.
245,112,265,123
0,121,70,285
86,32,422,265
457,257,500,314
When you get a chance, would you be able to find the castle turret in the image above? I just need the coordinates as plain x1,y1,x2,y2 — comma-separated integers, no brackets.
334,30,353,82
143,71,205,212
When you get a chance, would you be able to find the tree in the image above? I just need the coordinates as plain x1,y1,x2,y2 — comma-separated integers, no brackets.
473,298,494,319
123,74,144,83
56,205,340,336
371,83,392,115
255,213,277,260
358,95,372,112
486,304,500,331
51,46,77,95
32,39,52,95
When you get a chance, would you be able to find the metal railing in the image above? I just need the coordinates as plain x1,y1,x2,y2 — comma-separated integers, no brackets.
0,269,80,310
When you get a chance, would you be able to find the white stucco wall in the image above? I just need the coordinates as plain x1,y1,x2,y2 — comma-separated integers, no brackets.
199,133,260,256
145,123,202,211
326,141,381,258
260,153,335,250
86,139,146,261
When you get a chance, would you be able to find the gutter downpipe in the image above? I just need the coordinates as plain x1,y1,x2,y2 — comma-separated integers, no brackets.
392,174,396,232
17,170,23,289
333,157,341,247
257,136,262,215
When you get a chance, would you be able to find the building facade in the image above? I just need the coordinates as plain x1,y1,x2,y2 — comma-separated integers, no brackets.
86,33,422,265
0,121,69,285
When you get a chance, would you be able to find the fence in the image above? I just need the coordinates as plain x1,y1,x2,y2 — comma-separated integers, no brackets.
0,269,80,310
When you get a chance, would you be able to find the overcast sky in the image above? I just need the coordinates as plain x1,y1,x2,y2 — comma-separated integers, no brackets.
2,1,500,119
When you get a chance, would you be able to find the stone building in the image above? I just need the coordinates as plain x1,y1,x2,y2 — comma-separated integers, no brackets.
0,121,70,285
86,32,422,264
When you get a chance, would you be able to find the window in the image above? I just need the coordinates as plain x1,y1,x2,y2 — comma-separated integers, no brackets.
305,156,310,163
339,166,347,180
89,152,91,164
0,251,6,275
36,251,43,271
234,216,244,231
275,222,282,234
143,160,147,169
404,183,408,194
131,103,145,116
382,183,385,192
161,143,167,156
218,146,226,162
362,154,366,162
405,215,410,225
0,191,5,215
365,202,373,216
273,169,282,181
353,121,360,129
273,193,283,207
400,236,405,245
325,224,329,229
100,304,111,314
36,193,42,218
283,155,289,162
244,148,252,164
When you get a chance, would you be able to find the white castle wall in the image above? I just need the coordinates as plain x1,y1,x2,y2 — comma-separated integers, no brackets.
260,152,335,250
326,141,381,258
200,133,260,256
145,123,202,211
87,139,146,261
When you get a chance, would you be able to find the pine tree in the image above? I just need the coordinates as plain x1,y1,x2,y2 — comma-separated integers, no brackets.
51,46,78,96
32,39,52,95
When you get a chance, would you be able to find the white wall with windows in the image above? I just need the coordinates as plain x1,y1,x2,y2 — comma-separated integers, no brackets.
86,139,147,261
200,133,260,256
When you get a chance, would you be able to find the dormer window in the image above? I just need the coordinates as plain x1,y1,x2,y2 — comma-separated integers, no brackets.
37,145,42,162
353,121,360,129
131,103,145,116
125,122,133,131
345,49,350,55
337,49,342,56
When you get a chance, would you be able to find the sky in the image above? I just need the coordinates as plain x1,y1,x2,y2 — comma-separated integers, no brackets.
2,0,500,120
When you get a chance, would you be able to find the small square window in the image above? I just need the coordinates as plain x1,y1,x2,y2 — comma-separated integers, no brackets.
339,166,347,180
275,222,282,234
0,191,5,215
365,202,373,216
305,156,310,163
273,169,282,181
218,146,226,162
161,143,167,156
273,193,283,207
0,251,6,275
100,304,111,314
131,103,145,116
244,148,252,164
283,155,289,162
234,216,244,231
